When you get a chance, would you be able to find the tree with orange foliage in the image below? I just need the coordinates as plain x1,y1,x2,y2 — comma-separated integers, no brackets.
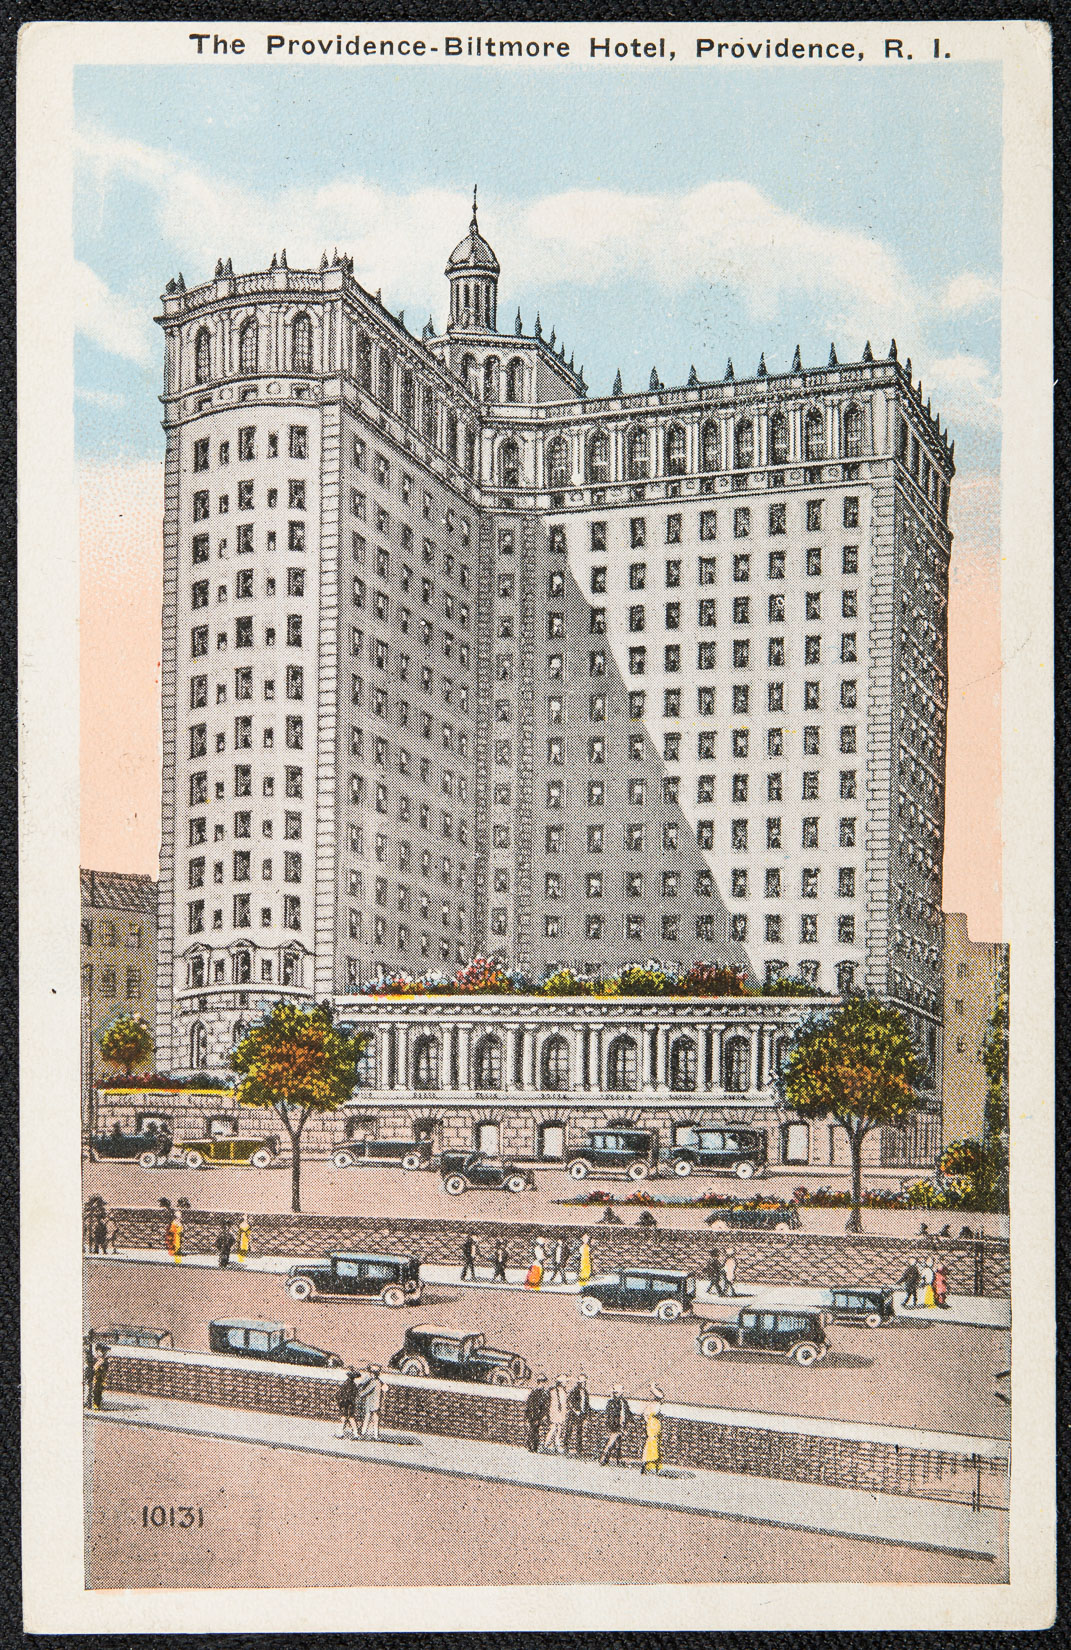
776,997,922,1232
232,1002,366,1212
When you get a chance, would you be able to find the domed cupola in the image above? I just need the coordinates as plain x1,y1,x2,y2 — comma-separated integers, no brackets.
446,188,499,333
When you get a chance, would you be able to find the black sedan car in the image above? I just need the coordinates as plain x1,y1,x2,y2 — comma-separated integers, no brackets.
388,1325,531,1385
208,1318,342,1367
286,1251,423,1307
578,1266,697,1322
695,1308,829,1366
89,1123,173,1167
440,1151,534,1195
823,1286,896,1326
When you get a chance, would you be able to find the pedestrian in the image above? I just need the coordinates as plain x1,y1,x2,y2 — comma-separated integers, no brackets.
359,1365,384,1440
899,1260,921,1308
599,1385,632,1466
544,1376,569,1453
103,1215,118,1254
575,1232,592,1284
918,1221,930,1237
721,1249,738,1298
640,1387,664,1475
637,1209,657,1227
919,1256,936,1308
92,1210,108,1255
547,1235,568,1285
959,1224,974,1240
337,1367,360,1439
705,1245,723,1296
524,1375,550,1452
460,1233,478,1282
525,1238,545,1290
83,1336,97,1406
933,1263,950,1309
599,1205,622,1225
90,1344,110,1411
166,1212,183,1263
214,1222,234,1269
491,1236,508,1283
564,1374,591,1456
938,1223,952,1239
236,1216,252,1263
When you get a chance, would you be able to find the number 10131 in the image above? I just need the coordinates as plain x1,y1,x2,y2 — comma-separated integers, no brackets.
143,1505,204,1529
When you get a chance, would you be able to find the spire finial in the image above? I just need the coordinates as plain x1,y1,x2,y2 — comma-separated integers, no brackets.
612,368,623,395
472,184,478,225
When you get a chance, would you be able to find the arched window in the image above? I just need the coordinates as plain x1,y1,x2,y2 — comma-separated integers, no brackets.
498,440,520,488
354,1038,376,1088
665,424,687,476
422,388,436,444
290,314,313,373
700,419,719,472
232,949,251,984
735,418,755,469
506,359,525,402
723,1035,751,1093
413,1035,440,1090
460,354,478,395
842,404,863,458
669,1037,697,1092
187,955,205,989
837,961,857,994
474,1034,503,1090
607,1035,638,1091
401,369,415,427
465,429,477,477
546,436,569,489
587,430,610,483
804,409,825,461
540,1035,569,1091
626,427,649,480
378,348,394,409
483,357,499,401
774,1036,792,1073
769,413,789,465
194,328,211,385
355,332,373,392
446,411,458,464
189,1021,208,1070
232,1018,246,1046
238,318,258,374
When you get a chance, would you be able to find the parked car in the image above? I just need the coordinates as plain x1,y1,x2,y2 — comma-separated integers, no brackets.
388,1324,531,1385
565,1128,660,1182
823,1286,896,1327
176,1133,280,1169
95,1325,173,1349
331,1138,434,1171
439,1150,534,1195
663,1127,768,1181
286,1251,423,1307
208,1317,342,1367
578,1266,697,1321
705,1202,802,1231
89,1123,173,1168
695,1308,829,1366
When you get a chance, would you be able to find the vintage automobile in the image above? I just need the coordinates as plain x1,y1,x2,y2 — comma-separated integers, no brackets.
695,1307,830,1366
439,1150,534,1195
175,1133,281,1169
89,1122,173,1168
578,1266,697,1322
822,1286,896,1327
94,1325,173,1349
704,1202,802,1231
208,1317,342,1367
285,1251,423,1307
564,1128,661,1182
330,1138,434,1171
662,1127,768,1181
388,1324,531,1385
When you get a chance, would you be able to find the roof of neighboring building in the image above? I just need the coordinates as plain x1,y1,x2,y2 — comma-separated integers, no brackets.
81,869,158,915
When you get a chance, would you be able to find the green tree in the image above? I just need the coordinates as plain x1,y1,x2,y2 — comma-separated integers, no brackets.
98,1012,154,1078
231,1002,367,1212
776,997,923,1231
979,961,1010,1210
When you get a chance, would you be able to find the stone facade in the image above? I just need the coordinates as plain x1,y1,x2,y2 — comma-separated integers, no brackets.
942,912,1007,1146
80,869,157,1129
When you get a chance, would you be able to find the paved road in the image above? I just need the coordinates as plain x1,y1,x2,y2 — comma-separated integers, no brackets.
84,1253,1010,1439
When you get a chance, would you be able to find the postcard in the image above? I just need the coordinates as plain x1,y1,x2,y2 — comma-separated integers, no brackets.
18,17,1054,1632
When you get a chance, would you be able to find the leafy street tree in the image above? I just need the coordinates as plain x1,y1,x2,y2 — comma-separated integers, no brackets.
98,1013,154,1078
231,1002,367,1212
776,996,923,1231
979,961,1010,1210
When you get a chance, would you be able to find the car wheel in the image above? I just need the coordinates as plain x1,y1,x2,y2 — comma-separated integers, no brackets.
508,1355,527,1381
567,1159,590,1181
792,1342,820,1366
287,1277,313,1301
381,1286,405,1308
331,1150,354,1168
672,1158,693,1178
487,1366,513,1387
250,1149,273,1169
443,1174,467,1196
399,1356,428,1378
184,1150,204,1169
401,1152,422,1171
864,1312,883,1328
578,1295,601,1317
626,1160,649,1182
137,1151,158,1170
505,1173,527,1194
325,1354,343,1368
774,1220,792,1231
734,1160,755,1180
698,1333,726,1358
656,1299,683,1322
709,1219,729,1232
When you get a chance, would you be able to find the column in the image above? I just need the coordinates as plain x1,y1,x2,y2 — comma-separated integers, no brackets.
703,1028,714,1090
646,1027,659,1092
711,1028,724,1091
748,1025,761,1094
513,1026,527,1091
571,1024,585,1092
530,1027,540,1092
591,1027,603,1091
375,1022,390,1092
399,1022,411,1091
659,1024,674,1095
457,1024,472,1094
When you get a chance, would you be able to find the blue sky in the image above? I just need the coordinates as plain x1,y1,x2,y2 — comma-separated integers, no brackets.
74,61,1001,477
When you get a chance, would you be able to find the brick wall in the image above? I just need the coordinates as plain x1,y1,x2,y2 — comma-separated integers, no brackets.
106,1206,1010,1296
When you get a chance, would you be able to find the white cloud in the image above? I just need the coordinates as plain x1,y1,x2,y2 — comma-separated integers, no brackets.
75,260,154,366
76,387,126,409
920,353,1001,435
941,272,1000,313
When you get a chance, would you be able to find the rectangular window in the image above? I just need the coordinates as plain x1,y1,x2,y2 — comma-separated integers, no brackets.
731,819,748,850
192,490,209,520
843,545,859,574
841,680,858,709
191,625,208,657
283,895,301,930
733,639,749,667
844,496,859,529
806,500,823,532
767,817,781,848
841,633,858,662
699,510,717,540
192,533,209,564
697,686,715,714
664,643,681,673
800,914,818,943
665,558,681,587
629,562,646,590
840,725,857,754
768,502,786,535
666,514,681,544
838,867,856,897
698,642,716,669
287,614,302,647
840,770,857,799
734,507,750,538
628,647,646,675
699,599,717,627
590,522,607,554
840,817,856,847
806,546,822,576
733,553,750,583
233,893,251,928
630,517,646,548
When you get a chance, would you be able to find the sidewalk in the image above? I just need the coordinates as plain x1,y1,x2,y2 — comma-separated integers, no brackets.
87,1392,1003,1560
87,1249,1011,1329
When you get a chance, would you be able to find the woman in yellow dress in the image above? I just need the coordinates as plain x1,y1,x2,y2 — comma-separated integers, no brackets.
166,1213,183,1263
640,1387,664,1475
235,1216,251,1264
577,1232,592,1284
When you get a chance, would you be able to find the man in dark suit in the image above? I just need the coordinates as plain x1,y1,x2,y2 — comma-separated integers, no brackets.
491,1237,509,1283
524,1375,550,1452
599,1385,632,1466
460,1233,478,1282
564,1374,591,1456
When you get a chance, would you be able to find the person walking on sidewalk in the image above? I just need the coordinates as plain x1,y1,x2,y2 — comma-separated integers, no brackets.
337,1368,360,1439
544,1376,569,1453
166,1213,183,1263
359,1365,384,1440
90,1345,110,1411
214,1222,234,1269
103,1215,118,1254
460,1233,478,1282
564,1374,591,1456
92,1209,108,1256
899,1260,921,1308
640,1388,664,1475
599,1386,632,1467
524,1376,550,1452
933,1263,950,1309
575,1233,592,1284
491,1237,509,1283
705,1245,723,1296
547,1235,569,1286
235,1216,252,1264
721,1249,738,1298
83,1337,97,1406
920,1256,936,1308
525,1238,545,1290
